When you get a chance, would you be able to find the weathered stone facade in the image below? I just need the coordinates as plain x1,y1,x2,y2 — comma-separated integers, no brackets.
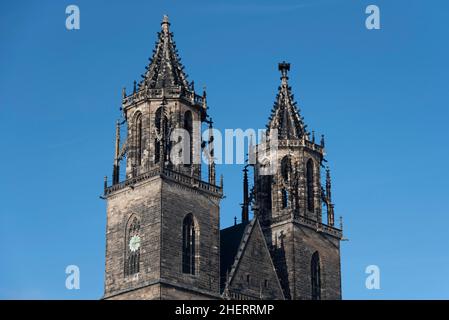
102,15,344,300
221,219,285,300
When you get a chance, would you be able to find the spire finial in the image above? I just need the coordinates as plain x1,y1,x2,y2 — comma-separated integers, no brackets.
161,15,170,33
278,61,290,83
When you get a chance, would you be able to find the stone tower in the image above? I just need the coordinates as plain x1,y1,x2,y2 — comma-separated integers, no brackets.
253,62,343,300
102,16,222,300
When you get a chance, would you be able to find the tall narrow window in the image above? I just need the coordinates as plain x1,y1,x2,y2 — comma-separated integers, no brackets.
154,108,168,164
155,108,162,163
281,188,288,208
182,213,197,274
135,114,143,165
311,251,321,300
125,216,141,276
281,156,291,181
306,159,314,212
183,111,193,166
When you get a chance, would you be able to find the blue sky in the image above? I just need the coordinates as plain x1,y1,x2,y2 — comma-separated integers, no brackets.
1,0,448,299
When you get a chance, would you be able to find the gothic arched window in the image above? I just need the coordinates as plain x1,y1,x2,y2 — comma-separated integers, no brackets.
135,114,143,165
281,156,291,181
154,107,168,164
125,216,141,276
182,213,197,275
183,111,193,166
311,251,321,300
306,159,314,212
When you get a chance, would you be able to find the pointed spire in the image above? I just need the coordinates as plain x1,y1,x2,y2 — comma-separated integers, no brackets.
241,166,249,223
208,118,216,185
267,62,306,140
113,120,120,185
202,86,207,110
321,134,325,148
326,167,335,226
139,15,190,91
326,166,332,202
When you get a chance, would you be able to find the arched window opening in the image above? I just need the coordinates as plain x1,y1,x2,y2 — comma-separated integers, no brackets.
311,251,321,300
135,114,143,165
282,188,288,208
182,214,197,275
154,138,160,163
183,111,193,166
306,159,314,212
125,216,141,276
281,156,291,181
154,108,168,163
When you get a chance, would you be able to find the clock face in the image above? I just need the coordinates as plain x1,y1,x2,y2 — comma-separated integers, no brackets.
129,235,141,252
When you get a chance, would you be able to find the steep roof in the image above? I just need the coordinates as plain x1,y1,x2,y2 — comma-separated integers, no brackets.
138,15,191,91
220,221,249,291
266,62,306,140
220,218,284,299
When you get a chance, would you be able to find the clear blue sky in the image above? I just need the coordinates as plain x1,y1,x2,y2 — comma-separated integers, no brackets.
1,0,448,299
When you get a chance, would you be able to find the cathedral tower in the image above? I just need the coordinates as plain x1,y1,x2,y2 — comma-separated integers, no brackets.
102,16,222,300
253,62,343,299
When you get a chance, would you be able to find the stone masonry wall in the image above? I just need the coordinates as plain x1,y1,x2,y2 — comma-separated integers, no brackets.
160,178,221,296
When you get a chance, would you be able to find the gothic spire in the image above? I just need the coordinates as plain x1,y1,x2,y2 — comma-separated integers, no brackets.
112,120,120,185
139,15,190,91
208,118,216,185
267,62,306,140
325,166,335,226
241,166,249,223
325,166,332,203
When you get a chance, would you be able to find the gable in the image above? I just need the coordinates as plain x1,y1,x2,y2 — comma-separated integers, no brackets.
220,222,249,291
224,219,284,300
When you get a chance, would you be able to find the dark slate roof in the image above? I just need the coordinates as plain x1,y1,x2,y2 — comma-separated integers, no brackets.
219,221,250,292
